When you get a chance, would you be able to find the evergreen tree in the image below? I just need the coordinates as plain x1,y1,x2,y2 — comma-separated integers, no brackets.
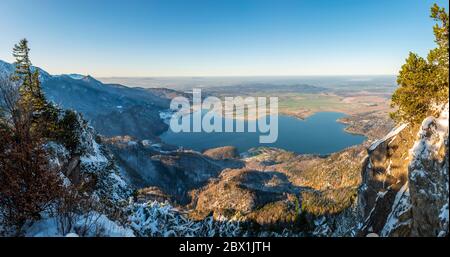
428,3,449,102
391,53,433,123
391,4,449,124
30,69,48,113
11,39,62,139
12,39,34,108
12,39,32,85
12,39,48,115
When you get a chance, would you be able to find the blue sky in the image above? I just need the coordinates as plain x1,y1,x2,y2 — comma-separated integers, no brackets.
0,0,448,77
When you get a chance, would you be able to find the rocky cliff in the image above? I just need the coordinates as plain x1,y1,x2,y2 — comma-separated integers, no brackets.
20,113,134,236
357,103,449,237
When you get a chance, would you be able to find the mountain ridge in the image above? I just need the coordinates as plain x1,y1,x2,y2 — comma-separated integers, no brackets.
0,59,177,140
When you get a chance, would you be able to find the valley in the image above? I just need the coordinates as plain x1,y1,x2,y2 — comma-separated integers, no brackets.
0,57,447,237
1,0,449,241
46,66,399,234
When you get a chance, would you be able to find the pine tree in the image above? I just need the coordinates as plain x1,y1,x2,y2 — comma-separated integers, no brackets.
11,39,63,140
390,53,433,123
12,39,32,84
12,39,48,115
428,3,449,102
12,39,34,108
390,4,449,124
30,69,48,113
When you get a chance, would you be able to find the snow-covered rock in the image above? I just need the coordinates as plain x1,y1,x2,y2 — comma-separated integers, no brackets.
357,102,449,237
368,123,408,151
20,113,132,237
408,103,449,236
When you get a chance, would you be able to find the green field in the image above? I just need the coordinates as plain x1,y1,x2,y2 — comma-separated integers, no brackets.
278,93,343,110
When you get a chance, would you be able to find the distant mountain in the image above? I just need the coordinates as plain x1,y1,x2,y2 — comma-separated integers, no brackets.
0,59,185,139
0,59,51,81
0,60,14,78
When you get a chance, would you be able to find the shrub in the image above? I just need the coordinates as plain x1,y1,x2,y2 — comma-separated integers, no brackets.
0,123,64,234
56,110,82,155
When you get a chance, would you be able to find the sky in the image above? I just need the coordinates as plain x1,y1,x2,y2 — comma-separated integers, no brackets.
0,0,448,77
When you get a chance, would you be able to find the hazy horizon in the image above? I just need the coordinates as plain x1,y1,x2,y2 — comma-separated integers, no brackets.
97,74,397,90
98,74,397,78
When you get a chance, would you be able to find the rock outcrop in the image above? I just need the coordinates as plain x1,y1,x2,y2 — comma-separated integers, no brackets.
45,114,131,222
408,103,449,236
358,103,449,237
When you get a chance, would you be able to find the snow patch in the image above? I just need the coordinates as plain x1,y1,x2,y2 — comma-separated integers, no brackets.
409,103,448,183
369,124,408,151
67,74,85,80
80,140,108,167
381,182,411,236
25,213,134,237
439,203,449,225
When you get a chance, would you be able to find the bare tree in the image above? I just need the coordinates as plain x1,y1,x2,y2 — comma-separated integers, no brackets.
0,76,64,235
0,76,19,124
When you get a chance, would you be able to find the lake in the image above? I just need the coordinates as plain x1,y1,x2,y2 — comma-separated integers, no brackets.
161,112,366,155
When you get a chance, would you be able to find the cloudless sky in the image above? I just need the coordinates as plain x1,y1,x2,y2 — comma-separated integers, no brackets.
0,0,448,77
